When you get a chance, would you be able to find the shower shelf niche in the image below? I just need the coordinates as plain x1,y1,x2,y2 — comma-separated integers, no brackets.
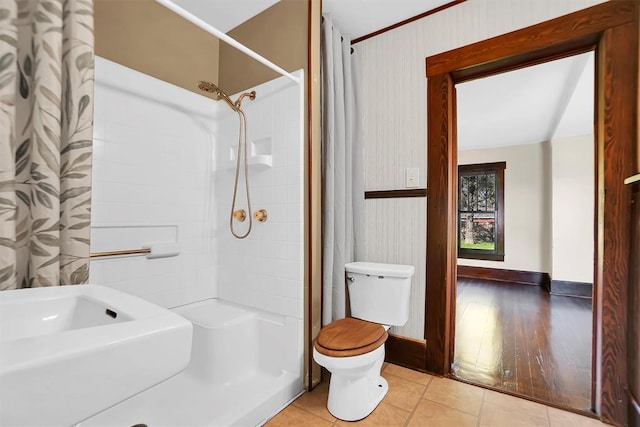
248,154,272,168
225,154,272,170
226,137,273,170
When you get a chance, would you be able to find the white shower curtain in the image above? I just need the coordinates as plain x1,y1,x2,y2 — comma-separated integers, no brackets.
321,15,364,325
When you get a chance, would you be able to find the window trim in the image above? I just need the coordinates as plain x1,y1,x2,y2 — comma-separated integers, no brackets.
457,161,505,261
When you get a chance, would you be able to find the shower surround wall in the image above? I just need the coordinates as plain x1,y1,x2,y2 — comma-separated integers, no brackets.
215,72,304,320
89,57,304,425
90,57,304,325
90,56,218,307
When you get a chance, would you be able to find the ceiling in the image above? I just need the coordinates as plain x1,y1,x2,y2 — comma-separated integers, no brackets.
171,0,280,33
170,0,451,41
457,52,594,150
322,0,452,40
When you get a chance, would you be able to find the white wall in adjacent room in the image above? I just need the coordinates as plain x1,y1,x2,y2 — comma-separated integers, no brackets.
551,136,594,283
458,143,552,274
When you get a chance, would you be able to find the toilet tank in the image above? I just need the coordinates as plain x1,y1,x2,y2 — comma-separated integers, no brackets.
345,262,415,326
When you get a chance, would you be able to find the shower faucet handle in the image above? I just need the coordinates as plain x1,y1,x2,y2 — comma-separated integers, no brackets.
253,209,268,222
233,209,246,222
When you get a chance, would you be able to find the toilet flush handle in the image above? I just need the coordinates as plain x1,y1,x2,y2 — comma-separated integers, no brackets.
347,276,355,283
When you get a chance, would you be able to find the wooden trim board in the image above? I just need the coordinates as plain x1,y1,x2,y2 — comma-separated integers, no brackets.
457,266,551,288
385,334,427,372
351,0,466,45
627,186,640,426
425,2,638,424
550,280,593,299
364,189,426,199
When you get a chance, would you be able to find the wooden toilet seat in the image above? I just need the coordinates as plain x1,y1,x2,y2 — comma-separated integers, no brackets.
314,318,388,357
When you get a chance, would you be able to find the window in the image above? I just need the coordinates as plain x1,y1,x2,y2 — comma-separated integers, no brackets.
458,162,505,261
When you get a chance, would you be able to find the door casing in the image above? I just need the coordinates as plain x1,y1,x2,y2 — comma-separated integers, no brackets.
424,2,639,425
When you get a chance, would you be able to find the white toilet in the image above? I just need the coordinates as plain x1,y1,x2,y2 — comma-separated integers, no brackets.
313,261,415,421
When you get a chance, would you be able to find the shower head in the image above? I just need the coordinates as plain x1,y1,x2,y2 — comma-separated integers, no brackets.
197,80,219,94
197,81,257,112
197,80,237,111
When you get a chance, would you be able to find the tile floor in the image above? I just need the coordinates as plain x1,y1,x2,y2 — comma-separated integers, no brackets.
265,363,610,427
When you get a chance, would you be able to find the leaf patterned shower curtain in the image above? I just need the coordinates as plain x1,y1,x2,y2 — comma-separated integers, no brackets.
0,0,94,290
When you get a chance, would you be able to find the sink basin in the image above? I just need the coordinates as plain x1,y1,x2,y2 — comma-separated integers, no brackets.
0,284,192,426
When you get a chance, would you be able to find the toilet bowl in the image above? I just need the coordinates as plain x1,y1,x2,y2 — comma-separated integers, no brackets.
313,262,415,421
313,317,389,421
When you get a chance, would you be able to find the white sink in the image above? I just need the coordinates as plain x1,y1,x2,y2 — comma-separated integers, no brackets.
0,284,192,426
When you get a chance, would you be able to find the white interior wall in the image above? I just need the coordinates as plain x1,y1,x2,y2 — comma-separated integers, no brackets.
551,136,594,283
90,56,218,307
456,136,594,281
458,143,551,273
550,51,595,284
355,0,604,339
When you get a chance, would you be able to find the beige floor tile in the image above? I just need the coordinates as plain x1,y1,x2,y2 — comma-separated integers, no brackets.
275,364,612,427
265,405,333,427
480,401,549,427
383,364,433,385
483,389,549,420
548,406,607,426
334,402,411,427
423,377,484,416
383,372,428,411
292,380,336,422
408,399,478,427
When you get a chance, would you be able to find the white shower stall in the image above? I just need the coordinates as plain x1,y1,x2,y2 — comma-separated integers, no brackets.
85,53,304,425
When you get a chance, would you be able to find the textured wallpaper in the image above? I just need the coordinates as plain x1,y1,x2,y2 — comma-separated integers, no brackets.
354,0,606,339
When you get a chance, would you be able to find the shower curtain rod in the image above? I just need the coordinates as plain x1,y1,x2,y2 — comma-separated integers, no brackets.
155,0,301,85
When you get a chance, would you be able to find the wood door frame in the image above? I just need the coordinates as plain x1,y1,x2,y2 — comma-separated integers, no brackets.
424,2,639,425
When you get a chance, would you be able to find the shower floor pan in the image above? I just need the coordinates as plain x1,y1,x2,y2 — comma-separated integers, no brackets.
78,299,303,427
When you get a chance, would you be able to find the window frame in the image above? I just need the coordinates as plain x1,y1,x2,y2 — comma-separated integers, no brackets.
457,161,505,261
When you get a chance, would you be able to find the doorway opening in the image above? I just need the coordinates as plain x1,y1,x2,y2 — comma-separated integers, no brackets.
424,3,637,424
452,52,595,411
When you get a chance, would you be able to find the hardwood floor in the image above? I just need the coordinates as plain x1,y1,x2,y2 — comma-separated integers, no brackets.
453,277,593,412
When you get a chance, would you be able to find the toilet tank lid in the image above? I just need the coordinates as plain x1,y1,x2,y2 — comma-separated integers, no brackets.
345,262,415,278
